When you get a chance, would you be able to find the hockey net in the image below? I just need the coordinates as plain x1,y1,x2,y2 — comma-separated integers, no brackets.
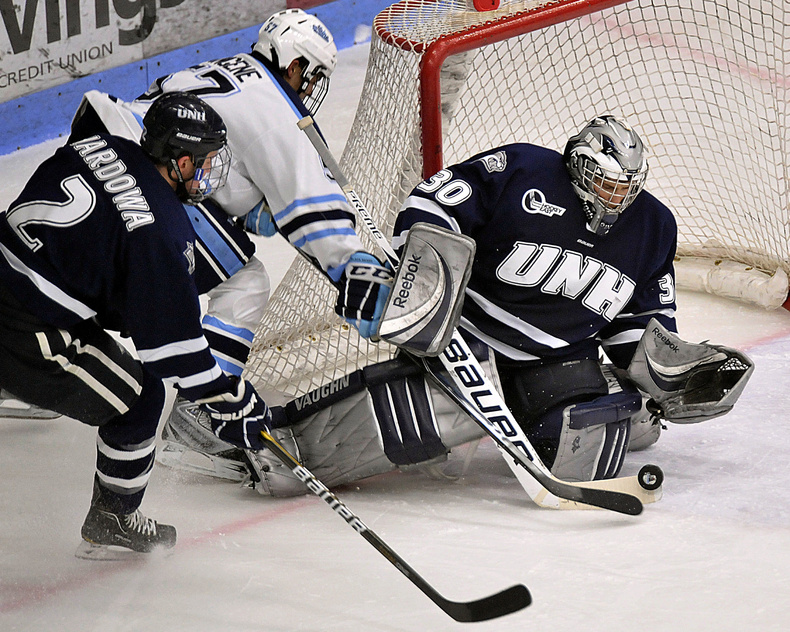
246,0,790,399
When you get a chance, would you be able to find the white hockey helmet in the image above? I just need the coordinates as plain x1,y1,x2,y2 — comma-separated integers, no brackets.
564,115,649,235
253,9,337,114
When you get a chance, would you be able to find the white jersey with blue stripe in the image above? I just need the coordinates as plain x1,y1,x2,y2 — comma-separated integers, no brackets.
394,143,678,369
78,51,364,281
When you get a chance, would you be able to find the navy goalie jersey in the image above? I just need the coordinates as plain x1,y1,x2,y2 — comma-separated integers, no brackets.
393,143,678,368
0,134,228,400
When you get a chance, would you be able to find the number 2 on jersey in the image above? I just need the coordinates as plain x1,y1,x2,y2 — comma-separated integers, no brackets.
6,175,97,251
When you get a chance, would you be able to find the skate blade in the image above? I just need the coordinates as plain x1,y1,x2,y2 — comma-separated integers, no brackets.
0,400,60,420
157,441,248,481
74,540,174,561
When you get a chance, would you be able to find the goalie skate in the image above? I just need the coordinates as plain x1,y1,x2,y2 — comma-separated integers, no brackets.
157,398,249,481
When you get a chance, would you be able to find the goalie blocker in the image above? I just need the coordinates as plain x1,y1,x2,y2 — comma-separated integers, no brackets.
377,222,475,356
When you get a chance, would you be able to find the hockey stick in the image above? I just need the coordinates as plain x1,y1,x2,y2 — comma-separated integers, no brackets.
297,116,646,515
259,430,531,622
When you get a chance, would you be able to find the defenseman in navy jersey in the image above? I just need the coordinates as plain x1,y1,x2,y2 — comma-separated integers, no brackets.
393,116,677,478
0,93,273,558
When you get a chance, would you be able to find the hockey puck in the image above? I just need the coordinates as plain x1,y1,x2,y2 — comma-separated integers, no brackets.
638,464,664,491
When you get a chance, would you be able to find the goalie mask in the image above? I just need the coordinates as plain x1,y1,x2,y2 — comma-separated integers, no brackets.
627,319,754,423
564,115,649,236
253,8,337,114
141,92,231,203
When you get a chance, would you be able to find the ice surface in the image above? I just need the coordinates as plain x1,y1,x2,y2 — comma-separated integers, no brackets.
2,43,790,632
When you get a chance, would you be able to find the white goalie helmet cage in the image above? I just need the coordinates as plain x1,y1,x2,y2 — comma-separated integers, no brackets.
564,115,649,234
253,8,337,114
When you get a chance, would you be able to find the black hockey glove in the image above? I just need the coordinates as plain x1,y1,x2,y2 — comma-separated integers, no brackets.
199,378,271,451
335,252,392,339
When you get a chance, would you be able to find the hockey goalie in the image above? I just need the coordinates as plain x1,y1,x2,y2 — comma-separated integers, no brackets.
159,115,754,496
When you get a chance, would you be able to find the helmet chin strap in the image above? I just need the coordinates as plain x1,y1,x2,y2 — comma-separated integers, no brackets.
584,201,619,236
168,157,193,203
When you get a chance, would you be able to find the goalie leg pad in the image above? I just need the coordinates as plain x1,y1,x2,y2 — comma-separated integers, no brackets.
244,426,308,497
250,357,486,496
628,413,662,452
503,360,644,481
364,359,446,465
548,391,642,482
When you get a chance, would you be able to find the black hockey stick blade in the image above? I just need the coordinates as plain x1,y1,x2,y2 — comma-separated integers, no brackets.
359,528,531,622
260,431,531,622
437,583,532,623
518,452,643,516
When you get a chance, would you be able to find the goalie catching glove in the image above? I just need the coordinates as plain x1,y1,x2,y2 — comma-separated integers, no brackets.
627,318,754,423
334,251,393,338
198,378,271,450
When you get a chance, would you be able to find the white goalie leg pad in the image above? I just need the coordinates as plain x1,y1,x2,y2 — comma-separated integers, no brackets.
248,356,487,496
627,403,662,452
244,426,307,497
379,223,475,356
628,318,755,423
550,390,643,482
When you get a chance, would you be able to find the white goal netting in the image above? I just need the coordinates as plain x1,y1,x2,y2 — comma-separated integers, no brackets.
246,0,790,398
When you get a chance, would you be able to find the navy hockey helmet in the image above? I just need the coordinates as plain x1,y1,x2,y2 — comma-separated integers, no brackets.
253,8,337,114
564,115,649,235
141,92,231,203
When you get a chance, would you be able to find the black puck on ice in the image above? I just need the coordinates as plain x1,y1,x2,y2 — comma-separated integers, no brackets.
638,464,664,491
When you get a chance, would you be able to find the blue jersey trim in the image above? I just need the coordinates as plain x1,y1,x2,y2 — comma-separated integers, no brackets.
185,206,246,277
202,314,255,343
274,193,350,222
291,227,357,250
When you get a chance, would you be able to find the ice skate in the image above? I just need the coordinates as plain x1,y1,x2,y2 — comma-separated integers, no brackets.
76,505,177,561
0,389,60,420
157,398,249,481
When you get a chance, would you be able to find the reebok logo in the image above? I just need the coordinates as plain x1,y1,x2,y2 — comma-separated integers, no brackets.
392,254,422,308
652,326,679,352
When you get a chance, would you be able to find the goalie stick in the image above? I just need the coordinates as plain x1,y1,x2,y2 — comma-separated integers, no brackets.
297,116,650,515
259,430,531,622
